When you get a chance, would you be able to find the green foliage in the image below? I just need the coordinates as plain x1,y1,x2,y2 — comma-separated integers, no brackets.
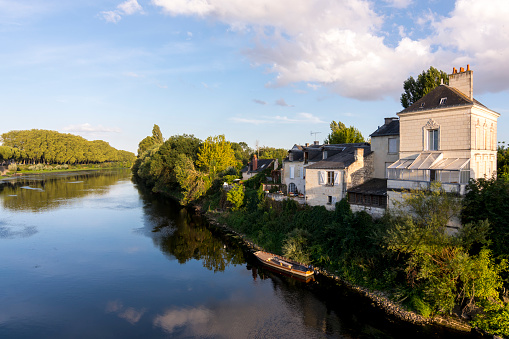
174,154,209,204
197,135,237,177
230,141,253,167
325,120,365,144
152,124,164,144
226,184,244,211
283,228,311,264
400,66,449,108
1,129,135,165
256,146,287,166
462,177,509,259
386,183,505,315
7,163,17,172
498,141,509,180
472,301,509,337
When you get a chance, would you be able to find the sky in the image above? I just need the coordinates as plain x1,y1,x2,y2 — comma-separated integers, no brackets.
1,0,509,154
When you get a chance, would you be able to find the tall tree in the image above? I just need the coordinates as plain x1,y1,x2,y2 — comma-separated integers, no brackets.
325,121,365,144
152,124,164,144
400,66,449,108
196,135,236,177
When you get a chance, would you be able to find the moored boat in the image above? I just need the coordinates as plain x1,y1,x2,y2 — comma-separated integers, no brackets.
253,251,314,278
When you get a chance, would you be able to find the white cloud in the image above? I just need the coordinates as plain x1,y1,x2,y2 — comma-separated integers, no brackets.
99,10,122,23
152,0,509,98
431,0,509,92
118,0,143,15
253,99,266,105
100,0,143,23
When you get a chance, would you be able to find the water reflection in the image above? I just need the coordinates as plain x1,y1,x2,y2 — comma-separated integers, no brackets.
134,183,245,273
0,170,130,212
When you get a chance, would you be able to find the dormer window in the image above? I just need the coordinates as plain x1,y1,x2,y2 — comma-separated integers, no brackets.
304,151,308,164
439,97,447,105
420,102,425,108
323,151,328,160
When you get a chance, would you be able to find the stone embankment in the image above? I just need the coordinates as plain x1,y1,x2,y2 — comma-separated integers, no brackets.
204,211,474,334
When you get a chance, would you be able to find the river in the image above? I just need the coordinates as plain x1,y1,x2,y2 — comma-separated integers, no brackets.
0,169,479,338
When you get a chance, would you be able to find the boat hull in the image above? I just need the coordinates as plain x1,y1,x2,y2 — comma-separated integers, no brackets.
253,251,314,278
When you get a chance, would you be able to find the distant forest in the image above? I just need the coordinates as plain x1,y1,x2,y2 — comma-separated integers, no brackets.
0,129,135,165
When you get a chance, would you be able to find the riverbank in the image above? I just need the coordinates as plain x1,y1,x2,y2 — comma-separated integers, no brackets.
201,209,476,335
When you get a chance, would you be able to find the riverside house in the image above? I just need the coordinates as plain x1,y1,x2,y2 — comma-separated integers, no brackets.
281,65,499,217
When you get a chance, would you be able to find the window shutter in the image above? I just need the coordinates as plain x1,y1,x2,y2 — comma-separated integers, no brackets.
334,171,340,185
332,196,337,204
300,167,304,179
318,171,324,185
290,166,294,179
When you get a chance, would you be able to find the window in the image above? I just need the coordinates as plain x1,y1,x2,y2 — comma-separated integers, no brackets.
327,171,334,185
304,152,308,164
439,97,447,105
327,196,333,205
388,138,397,154
288,183,296,193
323,151,328,160
428,129,439,150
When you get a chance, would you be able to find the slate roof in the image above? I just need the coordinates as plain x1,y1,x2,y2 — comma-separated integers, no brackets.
370,119,399,137
347,178,387,196
241,158,275,173
399,85,487,114
304,143,371,170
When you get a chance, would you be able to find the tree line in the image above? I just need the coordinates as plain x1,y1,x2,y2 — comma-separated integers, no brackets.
0,129,135,165
132,125,287,204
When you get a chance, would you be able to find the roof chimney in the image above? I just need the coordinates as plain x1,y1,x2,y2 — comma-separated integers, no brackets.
305,143,309,147
354,148,364,163
384,117,397,125
252,154,258,171
314,140,319,145
449,65,473,100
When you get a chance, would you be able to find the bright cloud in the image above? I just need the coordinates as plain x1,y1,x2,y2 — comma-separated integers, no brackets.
152,0,509,99
100,0,143,23
253,99,266,105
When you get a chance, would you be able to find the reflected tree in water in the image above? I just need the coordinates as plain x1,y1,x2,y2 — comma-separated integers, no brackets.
135,184,245,273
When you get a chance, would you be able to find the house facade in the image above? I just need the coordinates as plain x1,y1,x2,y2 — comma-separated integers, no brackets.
387,65,499,204
303,144,373,210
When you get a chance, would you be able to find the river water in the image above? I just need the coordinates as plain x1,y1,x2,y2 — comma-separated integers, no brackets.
0,170,479,338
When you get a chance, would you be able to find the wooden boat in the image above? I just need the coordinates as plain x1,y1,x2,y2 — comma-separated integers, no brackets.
253,251,314,278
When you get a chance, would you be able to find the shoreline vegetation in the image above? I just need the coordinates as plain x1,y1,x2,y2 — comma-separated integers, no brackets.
129,127,509,338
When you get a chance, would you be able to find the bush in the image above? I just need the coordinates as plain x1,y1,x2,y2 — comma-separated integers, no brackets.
7,163,17,172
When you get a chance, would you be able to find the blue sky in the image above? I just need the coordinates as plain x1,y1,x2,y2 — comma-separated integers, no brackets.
1,0,508,153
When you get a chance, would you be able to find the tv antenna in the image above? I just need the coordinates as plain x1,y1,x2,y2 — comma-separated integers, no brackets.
310,131,321,142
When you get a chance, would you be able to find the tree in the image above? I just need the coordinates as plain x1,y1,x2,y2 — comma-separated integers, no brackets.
385,182,504,315
400,66,449,108
226,184,244,211
462,177,509,259
325,120,365,144
497,141,509,180
137,136,156,156
196,135,237,177
152,124,164,144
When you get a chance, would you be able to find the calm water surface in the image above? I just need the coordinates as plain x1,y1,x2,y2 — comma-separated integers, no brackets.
0,170,478,338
